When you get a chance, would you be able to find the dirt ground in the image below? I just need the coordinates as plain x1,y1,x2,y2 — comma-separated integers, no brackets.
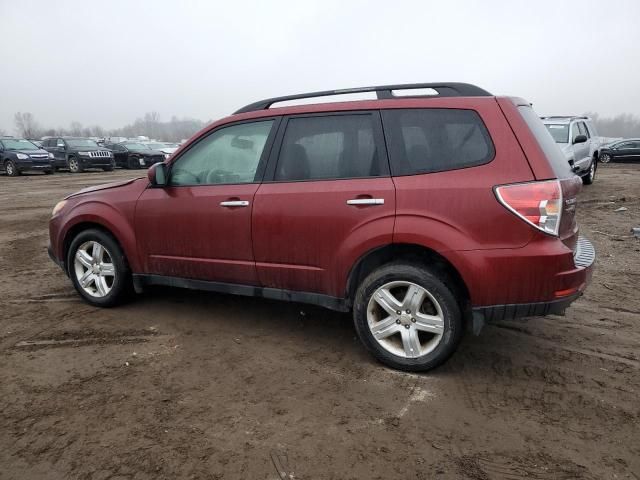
0,164,638,480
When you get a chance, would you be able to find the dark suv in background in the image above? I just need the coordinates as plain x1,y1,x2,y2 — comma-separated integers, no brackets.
43,137,114,173
103,141,165,169
48,83,595,372
0,137,54,176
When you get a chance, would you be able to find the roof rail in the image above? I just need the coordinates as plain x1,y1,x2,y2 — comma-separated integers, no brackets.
234,82,492,114
540,115,590,120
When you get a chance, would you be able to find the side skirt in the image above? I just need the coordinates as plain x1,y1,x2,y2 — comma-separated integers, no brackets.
132,274,350,312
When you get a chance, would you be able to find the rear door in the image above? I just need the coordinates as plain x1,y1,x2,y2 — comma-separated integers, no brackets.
135,118,278,284
252,112,395,297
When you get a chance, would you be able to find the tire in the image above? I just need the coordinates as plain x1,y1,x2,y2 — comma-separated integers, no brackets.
353,262,463,372
68,156,83,173
127,156,139,169
582,159,596,185
67,228,132,307
44,169,54,175
103,164,114,172
5,160,20,177
599,153,611,164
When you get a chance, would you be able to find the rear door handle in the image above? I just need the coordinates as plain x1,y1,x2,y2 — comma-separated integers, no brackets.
347,198,385,206
220,200,249,207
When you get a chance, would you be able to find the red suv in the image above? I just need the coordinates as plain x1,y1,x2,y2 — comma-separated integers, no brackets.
48,83,595,371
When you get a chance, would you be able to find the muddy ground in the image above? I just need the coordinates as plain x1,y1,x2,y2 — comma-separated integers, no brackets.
0,164,638,480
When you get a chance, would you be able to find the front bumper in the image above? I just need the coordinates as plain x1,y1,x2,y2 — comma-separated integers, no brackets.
15,160,53,172
469,235,595,322
48,244,66,273
79,156,113,167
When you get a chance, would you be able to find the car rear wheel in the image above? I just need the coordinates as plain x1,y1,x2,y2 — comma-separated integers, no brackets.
600,153,611,163
5,160,20,177
68,156,83,173
582,160,596,185
67,229,132,307
353,263,463,372
126,156,138,169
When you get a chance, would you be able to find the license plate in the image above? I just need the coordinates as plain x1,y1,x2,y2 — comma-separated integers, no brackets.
139,158,145,166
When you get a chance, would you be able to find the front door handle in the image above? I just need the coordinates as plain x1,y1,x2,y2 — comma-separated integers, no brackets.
220,200,249,207
346,198,385,206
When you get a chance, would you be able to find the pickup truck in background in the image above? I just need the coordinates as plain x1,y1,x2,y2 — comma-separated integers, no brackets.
541,116,603,185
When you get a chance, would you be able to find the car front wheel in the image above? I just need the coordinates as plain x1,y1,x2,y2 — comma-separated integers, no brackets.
5,160,20,176
68,156,83,173
67,229,132,307
600,153,611,163
582,160,596,185
353,263,463,372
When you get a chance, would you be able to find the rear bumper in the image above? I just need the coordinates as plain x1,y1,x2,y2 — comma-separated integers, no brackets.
465,235,595,322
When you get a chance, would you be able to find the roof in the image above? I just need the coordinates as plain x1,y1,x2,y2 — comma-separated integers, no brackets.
540,116,591,123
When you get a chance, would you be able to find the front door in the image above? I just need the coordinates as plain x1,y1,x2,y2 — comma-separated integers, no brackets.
252,112,395,297
135,119,277,285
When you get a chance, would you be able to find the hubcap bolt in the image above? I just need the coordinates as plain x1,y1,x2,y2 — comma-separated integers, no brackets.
396,319,401,324
406,309,411,314
411,318,416,322
404,325,410,329
396,310,401,315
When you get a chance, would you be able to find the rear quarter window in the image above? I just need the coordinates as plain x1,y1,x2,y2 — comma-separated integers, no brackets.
518,106,572,178
382,108,495,176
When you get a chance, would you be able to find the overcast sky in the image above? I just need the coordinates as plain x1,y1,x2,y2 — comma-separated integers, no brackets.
1,0,639,134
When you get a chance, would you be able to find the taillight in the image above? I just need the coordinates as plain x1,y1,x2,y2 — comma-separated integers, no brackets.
495,179,562,236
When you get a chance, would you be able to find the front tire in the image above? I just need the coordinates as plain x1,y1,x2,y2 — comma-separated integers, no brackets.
599,153,611,163
353,263,463,372
5,160,20,177
68,156,83,173
67,229,132,307
582,159,596,185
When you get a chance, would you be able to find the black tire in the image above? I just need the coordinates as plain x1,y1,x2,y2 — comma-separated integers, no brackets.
43,169,54,175
102,165,114,172
67,228,132,307
5,160,20,177
353,262,463,372
127,156,139,169
68,156,83,173
582,159,596,185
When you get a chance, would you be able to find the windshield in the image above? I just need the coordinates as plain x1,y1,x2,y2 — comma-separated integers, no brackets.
67,139,99,148
1,139,40,151
544,124,569,143
124,143,151,151
146,143,169,149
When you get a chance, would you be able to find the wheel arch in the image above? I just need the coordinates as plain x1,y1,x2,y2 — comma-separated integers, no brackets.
345,243,471,310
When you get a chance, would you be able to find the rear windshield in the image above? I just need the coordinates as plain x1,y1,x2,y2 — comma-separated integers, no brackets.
518,107,572,178
382,109,495,176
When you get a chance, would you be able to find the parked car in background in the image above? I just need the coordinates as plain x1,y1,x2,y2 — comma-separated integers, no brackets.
48,82,595,372
143,141,180,159
598,139,640,163
541,116,602,185
104,141,165,169
30,140,44,148
42,137,114,173
0,138,54,176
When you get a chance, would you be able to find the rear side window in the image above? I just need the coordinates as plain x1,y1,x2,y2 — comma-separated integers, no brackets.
274,114,383,181
382,109,494,176
518,106,572,178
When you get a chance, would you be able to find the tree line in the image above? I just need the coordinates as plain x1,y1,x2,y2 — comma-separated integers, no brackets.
6,110,640,142
9,112,208,143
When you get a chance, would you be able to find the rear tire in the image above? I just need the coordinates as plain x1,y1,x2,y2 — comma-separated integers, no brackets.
127,156,139,169
5,160,20,177
44,169,54,175
67,229,132,307
353,262,463,372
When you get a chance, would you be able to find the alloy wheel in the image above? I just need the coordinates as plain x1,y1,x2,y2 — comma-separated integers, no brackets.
367,281,445,358
6,162,14,176
69,158,79,173
600,153,611,163
73,241,116,297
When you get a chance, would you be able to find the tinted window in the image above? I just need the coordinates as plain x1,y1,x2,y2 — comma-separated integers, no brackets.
577,122,589,138
170,120,273,186
56,139,65,147
518,106,572,178
382,109,494,176
275,114,381,181
571,123,582,142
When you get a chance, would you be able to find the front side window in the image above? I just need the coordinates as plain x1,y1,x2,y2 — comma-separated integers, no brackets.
571,123,582,142
56,139,65,147
170,120,274,186
577,122,589,138
275,114,381,181
382,109,494,176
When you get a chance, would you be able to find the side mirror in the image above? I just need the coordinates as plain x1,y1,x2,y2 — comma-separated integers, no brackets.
148,162,168,187
573,134,587,144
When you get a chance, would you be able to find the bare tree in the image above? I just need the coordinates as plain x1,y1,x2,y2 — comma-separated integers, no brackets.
14,112,41,138
70,121,83,136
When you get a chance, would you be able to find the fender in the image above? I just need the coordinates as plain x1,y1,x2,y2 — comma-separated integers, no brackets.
58,200,142,272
